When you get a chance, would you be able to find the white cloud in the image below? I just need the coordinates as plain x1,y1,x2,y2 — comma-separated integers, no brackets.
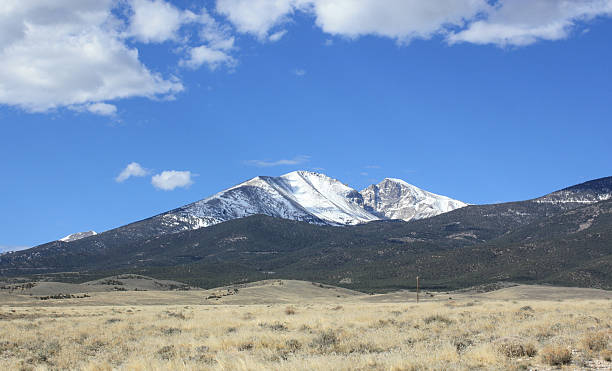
0,0,245,115
217,0,490,42
216,0,612,46
293,68,306,76
0,246,29,254
246,155,310,167
307,0,489,42
127,0,197,43
197,11,236,50
2,0,609,116
129,1,237,70
449,0,612,46
116,162,149,182
86,102,117,116
216,0,299,39
269,30,288,42
152,170,194,190
0,0,183,113
180,45,236,70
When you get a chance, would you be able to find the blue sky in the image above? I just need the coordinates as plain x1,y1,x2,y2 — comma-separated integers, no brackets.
1,0,612,249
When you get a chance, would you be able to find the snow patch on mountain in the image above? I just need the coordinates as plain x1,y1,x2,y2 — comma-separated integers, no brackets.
361,178,467,221
535,177,612,205
59,231,97,242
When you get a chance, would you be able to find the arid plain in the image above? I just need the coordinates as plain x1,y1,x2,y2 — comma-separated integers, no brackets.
1,277,611,370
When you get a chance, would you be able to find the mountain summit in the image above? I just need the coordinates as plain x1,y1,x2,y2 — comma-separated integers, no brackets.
361,178,468,221
163,171,380,230
157,171,465,233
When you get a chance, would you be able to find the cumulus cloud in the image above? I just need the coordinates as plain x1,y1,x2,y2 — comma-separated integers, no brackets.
449,0,612,46
0,0,183,113
306,0,489,42
3,0,610,116
151,170,194,190
0,0,240,115
216,0,612,46
216,0,299,39
216,0,490,41
116,162,149,182
180,45,236,70
127,0,197,43
129,0,237,70
246,155,310,167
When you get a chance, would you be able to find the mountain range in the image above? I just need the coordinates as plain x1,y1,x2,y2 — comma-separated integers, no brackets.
1,173,611,292
41,171,467,244
139,171,468,235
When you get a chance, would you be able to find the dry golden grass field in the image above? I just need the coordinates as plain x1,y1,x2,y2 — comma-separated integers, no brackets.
0,278,611,370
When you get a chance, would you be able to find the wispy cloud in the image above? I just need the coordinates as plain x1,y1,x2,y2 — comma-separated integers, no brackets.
364,165,381,169
151,170,194,191
115,162,149,183
293,69,306,77
269,30,287,42
86,102,117,116
0,245,29,254
246,155,310,168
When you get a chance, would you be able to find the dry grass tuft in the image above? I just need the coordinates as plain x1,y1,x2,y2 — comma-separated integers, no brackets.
540,344,572,365
580,330,609,353
259,321,288,331
496,337,537,358
156,345,175,360
310,329,340,351
285,306,296,315
423,314,453,325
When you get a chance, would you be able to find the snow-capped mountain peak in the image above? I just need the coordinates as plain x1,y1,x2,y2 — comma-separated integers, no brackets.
154,171,467,234
278,170,379,225
162,171,379,231
361,178,467,221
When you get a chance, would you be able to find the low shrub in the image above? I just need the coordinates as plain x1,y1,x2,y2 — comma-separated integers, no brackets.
311,329,340,351
496,338,537,358
540,345,572,366
285,306,296,315
423,314,453,325
580,331,609,353
157,345,175,360
259,322,288,331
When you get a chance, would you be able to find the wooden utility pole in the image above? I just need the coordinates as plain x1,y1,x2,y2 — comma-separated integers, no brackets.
416,276,420,303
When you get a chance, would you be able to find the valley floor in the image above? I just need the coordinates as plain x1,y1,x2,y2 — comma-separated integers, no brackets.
0,280,610,370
